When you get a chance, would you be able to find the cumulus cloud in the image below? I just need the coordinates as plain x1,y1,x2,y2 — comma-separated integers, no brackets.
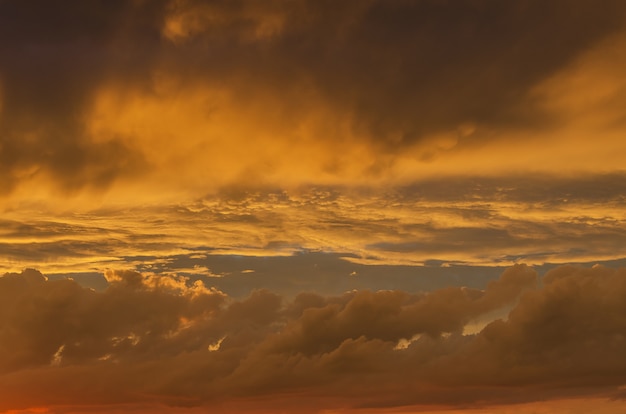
1,264,625,412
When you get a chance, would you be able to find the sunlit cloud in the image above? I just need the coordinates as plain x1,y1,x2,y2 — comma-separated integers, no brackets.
2,1,626,412
3,177,626,279
2,0,626,203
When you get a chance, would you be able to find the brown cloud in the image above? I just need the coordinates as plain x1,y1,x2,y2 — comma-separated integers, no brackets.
2,0,626,199
157,0,626,142
0,1,166,195
2,3,625,412
1,264,625,412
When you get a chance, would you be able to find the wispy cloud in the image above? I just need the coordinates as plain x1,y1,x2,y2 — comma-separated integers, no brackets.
3,177,626,277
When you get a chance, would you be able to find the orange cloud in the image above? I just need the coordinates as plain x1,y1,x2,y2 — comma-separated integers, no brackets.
3,0,626,203
2,3,626,411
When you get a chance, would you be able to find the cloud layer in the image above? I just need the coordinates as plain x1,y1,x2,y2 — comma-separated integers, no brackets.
3,175,626,280
1,264,625,412
2,0,626,199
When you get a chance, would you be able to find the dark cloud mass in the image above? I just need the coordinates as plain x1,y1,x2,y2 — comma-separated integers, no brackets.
1,0,626,192
0,0,161,194
0,265,625,411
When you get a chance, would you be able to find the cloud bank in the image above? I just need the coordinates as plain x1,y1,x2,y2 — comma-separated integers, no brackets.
3,175,626,279
1,264,625,412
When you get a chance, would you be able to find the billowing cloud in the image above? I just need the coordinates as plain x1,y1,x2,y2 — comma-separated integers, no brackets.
1,264,625,412
0,1,164,196
2,0,626,200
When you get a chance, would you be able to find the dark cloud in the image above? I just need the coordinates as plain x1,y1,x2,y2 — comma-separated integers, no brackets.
164,0,626,142
155,251,505,297
393,172,626,204
288,0,626,145
0,0,165,193
1,0,625,193
1,264,625,411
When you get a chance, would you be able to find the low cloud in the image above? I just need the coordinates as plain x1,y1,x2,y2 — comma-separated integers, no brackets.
1,264,625,412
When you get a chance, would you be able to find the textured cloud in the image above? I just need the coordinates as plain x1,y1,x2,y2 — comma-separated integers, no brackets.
0,0,164,195
2,0,626,200
3,175,626,280
1,264,625,412
2,3,625,412
155,0,626,143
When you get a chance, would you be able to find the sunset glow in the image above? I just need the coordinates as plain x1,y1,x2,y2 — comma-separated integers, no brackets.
1,1,626,413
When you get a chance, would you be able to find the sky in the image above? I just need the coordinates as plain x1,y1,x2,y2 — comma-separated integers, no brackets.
1,0,626,412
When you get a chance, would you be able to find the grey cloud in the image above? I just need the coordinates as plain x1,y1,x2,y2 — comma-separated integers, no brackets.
207,172,626,207
157,251,506,297
369,227,513,253
393,172,626,205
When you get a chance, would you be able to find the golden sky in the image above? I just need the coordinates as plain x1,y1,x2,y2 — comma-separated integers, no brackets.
1,0,626,413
